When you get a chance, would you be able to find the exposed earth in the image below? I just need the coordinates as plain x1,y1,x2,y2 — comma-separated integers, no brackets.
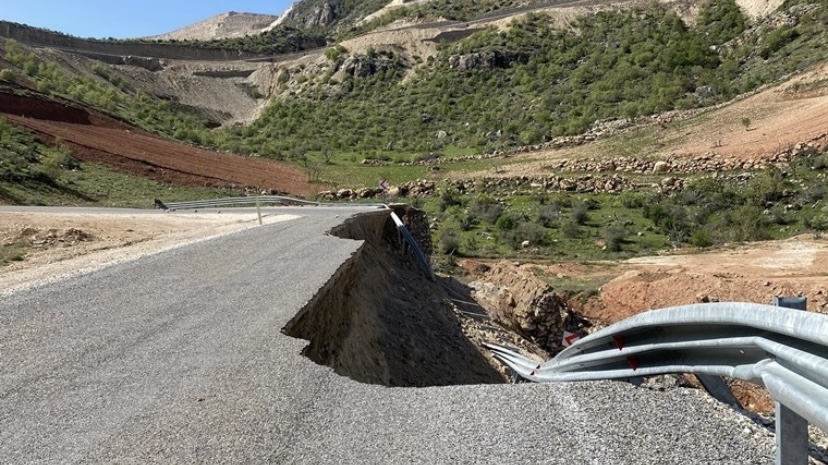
457,232,828,414
0,90,314,196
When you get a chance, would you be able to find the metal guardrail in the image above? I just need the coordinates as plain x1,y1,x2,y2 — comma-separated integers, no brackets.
487,302,828,463
390,212,435,281
162,197,435,280
162,196,320,210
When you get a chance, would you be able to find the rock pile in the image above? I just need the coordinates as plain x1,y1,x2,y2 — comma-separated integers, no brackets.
468,262,592,352
391,204,433,256
317,180,438,201
445,175,636,195
317,187,385,201
318,175,640,200
12,227,93,247
545,150,799,174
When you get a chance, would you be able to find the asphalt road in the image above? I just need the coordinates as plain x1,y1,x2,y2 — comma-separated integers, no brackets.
0,207,775,463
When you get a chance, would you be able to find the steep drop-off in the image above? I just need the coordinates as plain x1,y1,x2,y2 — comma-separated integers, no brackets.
282,209,506,387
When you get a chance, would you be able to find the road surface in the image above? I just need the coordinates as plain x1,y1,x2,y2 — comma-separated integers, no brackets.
0,207,775,463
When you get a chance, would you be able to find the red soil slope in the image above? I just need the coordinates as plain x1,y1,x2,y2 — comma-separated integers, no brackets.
0,91,313,196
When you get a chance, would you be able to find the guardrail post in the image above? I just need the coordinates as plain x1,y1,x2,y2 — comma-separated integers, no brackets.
773,296,808,465
256,196,263,225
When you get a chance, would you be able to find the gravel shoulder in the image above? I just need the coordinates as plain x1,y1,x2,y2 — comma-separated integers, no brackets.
0,208,299,296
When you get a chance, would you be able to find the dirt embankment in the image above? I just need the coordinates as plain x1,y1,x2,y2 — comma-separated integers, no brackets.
282,210,510,387
459,234,828,413
0,90,314,196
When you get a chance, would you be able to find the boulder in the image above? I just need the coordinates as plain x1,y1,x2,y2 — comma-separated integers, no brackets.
469,262,568,351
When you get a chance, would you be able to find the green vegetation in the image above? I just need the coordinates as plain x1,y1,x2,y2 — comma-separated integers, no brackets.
1,159,236,208
234,1,828,161
0,116,77,186
153,26,326,56
696,0,746,45
420,149,828,262
2,42,215,143
5,0,826,175
0,116,231,207
1,0,828,272
346,0,521,37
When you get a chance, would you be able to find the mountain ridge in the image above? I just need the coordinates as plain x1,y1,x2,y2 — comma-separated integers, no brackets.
144,11,282,42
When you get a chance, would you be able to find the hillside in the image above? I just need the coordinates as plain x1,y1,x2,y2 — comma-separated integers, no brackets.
0,0,826,211
145,12,280,41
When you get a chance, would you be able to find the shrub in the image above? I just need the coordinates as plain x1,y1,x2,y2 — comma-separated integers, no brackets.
726,205,771,242
443,205,476,231
572,201,590,225
746,167,786,205
689,228,713,248
439,188,463,212
496,213,518,231
562,219,580,239
468,194,504,224
697,0,746,45
803,214,828,233
552,196,573,209
501,221,548,250
619,192,646,209
537,204,559,227
325,45,348,61
602,223,626,252
438,228,461,254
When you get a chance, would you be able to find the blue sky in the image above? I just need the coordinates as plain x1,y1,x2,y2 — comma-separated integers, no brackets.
2,1,295,39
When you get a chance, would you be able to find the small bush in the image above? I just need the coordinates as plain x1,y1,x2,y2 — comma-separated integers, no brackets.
689,228,713,248
443,205,476,231
619,192,646,209
537,204,559,227
602,223,626,252
726,205,771,242
468,194,504,224
501,221,548,250
439,188,463,212
324,45,348,61
804,214,828,233
552,196,573,209
572,201,590,225
562,219,580,239
438,228,461,255
496,213,518,231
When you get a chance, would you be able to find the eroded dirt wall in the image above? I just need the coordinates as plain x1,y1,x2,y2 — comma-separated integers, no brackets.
282,210,505,387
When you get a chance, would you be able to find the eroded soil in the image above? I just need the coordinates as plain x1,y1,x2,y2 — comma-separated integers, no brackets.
461,233,828,413
0,90,313,196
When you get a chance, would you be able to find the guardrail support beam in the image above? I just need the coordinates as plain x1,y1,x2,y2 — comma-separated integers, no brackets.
775,402,808,465
774,296,808,465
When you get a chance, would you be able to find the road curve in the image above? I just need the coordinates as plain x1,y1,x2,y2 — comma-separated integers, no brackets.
0,207,775,463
